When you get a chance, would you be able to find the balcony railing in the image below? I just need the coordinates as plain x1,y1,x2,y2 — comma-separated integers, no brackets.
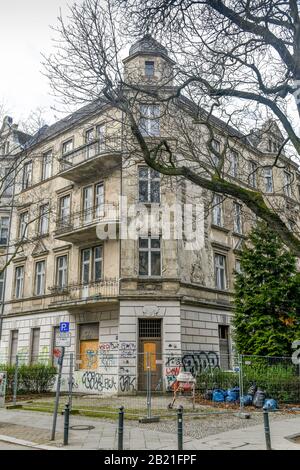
59,136,122,173
55,203,119,239
50,278,119,305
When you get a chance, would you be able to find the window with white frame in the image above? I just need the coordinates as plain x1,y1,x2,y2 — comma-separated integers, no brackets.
95,183,104,217
211,139,221,166
15,266,24,299
0,216,9,245
214,253,227,290
19,211,28,239
35,260,46,296
264,167,273,193
145,61,155,77
139,105,160,137
139,237,161,276
39,204,49,235
249,161,257,188
42,150,52,180
56,255,68,289
235,259,242,274
138,166,160,203
233,202,242,234
85,128,96,159
83,186,93,223
81,246,103,284
229,150,238,177
96,124,105,150
284,171,292,197
62,139,73,155
22,161,32,189
0,271,4,301
212,194,223,227
59,194,71,226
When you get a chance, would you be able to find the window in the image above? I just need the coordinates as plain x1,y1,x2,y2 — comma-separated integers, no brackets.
145,61,155,77
215,254,227,290
0,216,9,245
19,211,28,239
10,330,18,365
39,204,49,235
96,124,105,150
264,167,273,193
95,183,104,217
138,166,160,203
15,266,24,299
235,259,242,274
284,171,292,197
249,161,257,188
30,328,40,365
35,260,46,296
3,167,13,196
85,128,94,143
62,139,73,155
22,161,32,189
81,246,103,284
211,139,221,166
42,150,52,180
85,128,96,159
229,150,238,177
56,255,68,289
139,104,160,137
83,186,93,223
212,194,223,227
139,237,161,276
0,271,4,301
59,194,71,227
233,202,242,234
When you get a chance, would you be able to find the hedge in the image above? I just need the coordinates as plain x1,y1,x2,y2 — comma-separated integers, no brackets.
0,363,57,394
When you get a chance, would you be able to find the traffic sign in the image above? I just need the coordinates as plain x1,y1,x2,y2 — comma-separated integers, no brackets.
56,331,71,347
60,322,69,333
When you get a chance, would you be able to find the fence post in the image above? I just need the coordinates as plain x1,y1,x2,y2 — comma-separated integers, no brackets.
68,353,73,411
177,405,183,450
51,346,65,441
238,354,244,412
263,409,272,450
118,406,124,451
63,403,70,445
146,352,152,419
13,355,19,406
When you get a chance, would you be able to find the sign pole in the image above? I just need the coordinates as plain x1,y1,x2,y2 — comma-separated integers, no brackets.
51,346,65,441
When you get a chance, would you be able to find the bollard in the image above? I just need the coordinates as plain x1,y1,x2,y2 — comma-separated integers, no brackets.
263,409,272,450
63,403,70,446
177,405,183,451
118,406,124,451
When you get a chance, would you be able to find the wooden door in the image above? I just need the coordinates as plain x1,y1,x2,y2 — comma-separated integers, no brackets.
138,319,162,391
79,339,99,369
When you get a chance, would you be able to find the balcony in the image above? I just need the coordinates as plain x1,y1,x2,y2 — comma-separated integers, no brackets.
54,203,119,243
59,137,122,183
50,278,119,307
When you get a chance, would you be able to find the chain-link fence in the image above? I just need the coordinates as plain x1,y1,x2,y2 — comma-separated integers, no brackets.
0,351,299,418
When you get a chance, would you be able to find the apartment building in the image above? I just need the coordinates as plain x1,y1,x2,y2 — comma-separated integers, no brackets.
0,36,298,394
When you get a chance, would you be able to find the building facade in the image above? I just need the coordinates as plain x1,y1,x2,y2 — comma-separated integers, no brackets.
0,37,298,394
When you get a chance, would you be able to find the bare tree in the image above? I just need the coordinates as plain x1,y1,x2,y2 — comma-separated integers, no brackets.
43,0,300,255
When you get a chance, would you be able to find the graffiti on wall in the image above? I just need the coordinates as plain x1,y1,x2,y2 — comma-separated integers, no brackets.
81,371,118,393
119,342,136,358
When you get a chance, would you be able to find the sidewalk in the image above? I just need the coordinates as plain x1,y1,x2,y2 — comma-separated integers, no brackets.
0,409,299,450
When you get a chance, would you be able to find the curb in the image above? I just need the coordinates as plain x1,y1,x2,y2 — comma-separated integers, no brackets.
0,434,61,450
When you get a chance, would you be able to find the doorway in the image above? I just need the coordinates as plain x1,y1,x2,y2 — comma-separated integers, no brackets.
138,319,162,391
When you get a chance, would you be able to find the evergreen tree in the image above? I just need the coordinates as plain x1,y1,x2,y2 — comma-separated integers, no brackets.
233,222,300,356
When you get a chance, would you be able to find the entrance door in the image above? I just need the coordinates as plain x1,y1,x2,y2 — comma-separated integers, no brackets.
218,325,230,370
138,319,162,391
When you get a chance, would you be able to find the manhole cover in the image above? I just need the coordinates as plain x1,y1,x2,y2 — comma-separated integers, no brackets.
70,425,95,431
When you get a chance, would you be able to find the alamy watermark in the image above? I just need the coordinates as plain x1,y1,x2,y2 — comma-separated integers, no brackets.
96,196,205,251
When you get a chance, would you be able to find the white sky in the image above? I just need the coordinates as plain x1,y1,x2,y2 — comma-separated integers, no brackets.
0,0,70,126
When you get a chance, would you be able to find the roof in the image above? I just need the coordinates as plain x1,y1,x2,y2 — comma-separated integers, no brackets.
129,34,169,58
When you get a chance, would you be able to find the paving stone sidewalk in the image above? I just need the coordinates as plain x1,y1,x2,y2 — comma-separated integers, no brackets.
0,409,299,450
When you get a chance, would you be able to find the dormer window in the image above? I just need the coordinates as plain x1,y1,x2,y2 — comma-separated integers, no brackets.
145,61,154,77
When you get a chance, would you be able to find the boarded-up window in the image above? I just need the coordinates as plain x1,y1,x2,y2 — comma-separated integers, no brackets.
79,323,99,370
30,328,40,364
10,330,18,365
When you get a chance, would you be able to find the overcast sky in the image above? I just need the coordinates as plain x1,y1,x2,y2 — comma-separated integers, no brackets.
0,0,69,126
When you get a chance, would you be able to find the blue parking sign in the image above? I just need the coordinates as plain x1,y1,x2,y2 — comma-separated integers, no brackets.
60,322,69,333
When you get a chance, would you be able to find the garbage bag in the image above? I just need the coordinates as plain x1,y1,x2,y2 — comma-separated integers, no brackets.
212,389,226,402
263,399,278,410
226,387,240,402
253,389,266,408
240,394,253,406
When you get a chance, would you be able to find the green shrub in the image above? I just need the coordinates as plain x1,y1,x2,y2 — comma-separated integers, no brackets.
0,363,57,394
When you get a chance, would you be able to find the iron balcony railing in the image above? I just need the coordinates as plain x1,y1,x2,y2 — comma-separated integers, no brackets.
59,136,123,171
55,202,119,236
49,278,119,304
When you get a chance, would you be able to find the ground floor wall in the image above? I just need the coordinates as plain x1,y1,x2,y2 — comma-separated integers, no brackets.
0,301,233,395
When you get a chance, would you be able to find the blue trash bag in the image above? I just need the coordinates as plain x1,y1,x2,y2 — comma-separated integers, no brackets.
226,387,240,402
263,399,278,411
240,394,253,406
212,389,226,402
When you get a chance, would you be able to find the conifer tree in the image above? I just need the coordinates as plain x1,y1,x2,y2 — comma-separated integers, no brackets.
233,222,300,356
